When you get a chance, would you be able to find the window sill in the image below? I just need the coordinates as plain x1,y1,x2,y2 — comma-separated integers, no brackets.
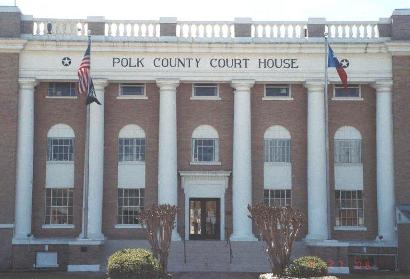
116,96,148,100
190,161,222,166
42,224,75,229
190,96,221,101
46,161,74,164
115,224,143,229
334,163,363,167
264,162,291,166
118,161,145,165
262,97,293,101
334,226,367,231
45,96,78,99
331,97,364,101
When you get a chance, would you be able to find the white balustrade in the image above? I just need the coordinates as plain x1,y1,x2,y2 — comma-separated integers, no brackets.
105,20,160,37
32,19,88,36
325,22,380,39
252,22,307,39
176,21,234,38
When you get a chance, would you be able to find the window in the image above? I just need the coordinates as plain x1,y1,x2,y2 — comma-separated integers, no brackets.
265,84,290,97
192,139,218,162
334,139,361,163
119,83,145,96
264,139,291,162
335,190,364,227
47,138,74,161
118,138,145,162
117,188,144,224
264,189,291,207
334,85,360,98
193,83,218,97
44,188,73,225
48,82,76,97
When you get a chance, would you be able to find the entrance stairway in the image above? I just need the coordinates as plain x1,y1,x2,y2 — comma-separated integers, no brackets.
101,240,308,272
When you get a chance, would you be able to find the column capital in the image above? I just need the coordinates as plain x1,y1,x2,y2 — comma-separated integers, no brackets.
92,78,108,90
18,78,37,90
304,80,324,92
156,79,180,90
231,79,255,91
371,80,393,92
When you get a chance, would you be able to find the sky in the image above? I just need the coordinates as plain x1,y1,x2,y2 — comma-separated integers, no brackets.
1,0,409,21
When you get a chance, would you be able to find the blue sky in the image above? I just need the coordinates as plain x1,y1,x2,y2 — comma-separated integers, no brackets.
2,0,409,20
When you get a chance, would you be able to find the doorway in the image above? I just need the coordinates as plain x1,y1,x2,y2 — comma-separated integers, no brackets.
189,198,220,240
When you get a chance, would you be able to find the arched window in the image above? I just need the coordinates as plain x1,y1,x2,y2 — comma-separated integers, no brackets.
118,124,146,162
334,126,362,164
47,124,75,161
192,125,219,162
264,125,291,163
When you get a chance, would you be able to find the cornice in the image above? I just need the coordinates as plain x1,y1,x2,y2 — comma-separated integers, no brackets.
0,39,27,53
386,41,410,56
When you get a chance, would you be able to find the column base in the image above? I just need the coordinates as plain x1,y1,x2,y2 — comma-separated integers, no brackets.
172,229,181,241
305,233,328,242
78,232,105,242
230,233,257,241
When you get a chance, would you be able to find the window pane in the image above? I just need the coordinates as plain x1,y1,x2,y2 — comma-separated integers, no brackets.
194,84,218,97
335,86,360,98
47,138,74,161
334,139,362,163
265,85,289,97
264,139,291,162
117,188,144,224
48,82,76,97
264,189,291,207
192,138,217,162
334,190,364,227
44,188,73,224
118,138,145,162
120,84,145,96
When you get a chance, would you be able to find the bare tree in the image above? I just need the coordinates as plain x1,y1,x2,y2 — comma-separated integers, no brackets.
248,203,304,276
139,204,178,276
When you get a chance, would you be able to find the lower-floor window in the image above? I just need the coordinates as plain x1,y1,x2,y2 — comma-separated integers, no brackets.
264,189,291,207
44,188,74,224
335,190,364,227
117,188,145,225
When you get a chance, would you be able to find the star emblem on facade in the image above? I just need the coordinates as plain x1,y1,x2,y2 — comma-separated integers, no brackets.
62,57,72,67
340,58,349,68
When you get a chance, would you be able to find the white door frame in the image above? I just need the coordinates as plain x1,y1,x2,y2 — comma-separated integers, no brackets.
179,171,231,241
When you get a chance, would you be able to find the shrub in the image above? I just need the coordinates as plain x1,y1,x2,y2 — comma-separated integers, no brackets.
107,248,162,279
285,256,328,278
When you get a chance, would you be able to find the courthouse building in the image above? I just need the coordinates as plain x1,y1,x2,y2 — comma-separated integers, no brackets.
0,5,410,273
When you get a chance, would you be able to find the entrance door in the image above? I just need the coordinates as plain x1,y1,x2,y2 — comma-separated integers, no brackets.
189,198,220,240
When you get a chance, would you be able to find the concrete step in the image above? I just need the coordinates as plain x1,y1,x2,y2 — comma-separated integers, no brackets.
101,240,308,272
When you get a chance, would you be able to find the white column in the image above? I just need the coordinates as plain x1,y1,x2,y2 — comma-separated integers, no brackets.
231,80,256,241
157,79,180,241
14,78,37,240
305,80,329,241
86,78,108,240
373,80,396,242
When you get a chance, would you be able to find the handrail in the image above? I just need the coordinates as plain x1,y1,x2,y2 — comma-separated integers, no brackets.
225,227,233,264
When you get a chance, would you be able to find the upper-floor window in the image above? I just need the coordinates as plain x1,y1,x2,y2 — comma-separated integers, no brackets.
47,124,75,162
335,190,364,227
48,82,76,97
264,189,291,207
44,188,73,225
193,83,218,97
334,85,360,98
119,83,145,96
265,84,290,98
334,126,362,164
117,188,144,225
264,125,291,163
191,125,219,163
118,125,146,162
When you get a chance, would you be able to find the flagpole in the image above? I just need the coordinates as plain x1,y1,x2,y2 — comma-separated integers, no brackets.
324,34,331,240
81,34,92,239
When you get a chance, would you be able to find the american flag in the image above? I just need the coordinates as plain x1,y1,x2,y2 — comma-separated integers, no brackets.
77,38,101,105
77,40,91,95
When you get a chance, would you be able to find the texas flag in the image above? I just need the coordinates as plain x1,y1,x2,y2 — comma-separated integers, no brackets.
328,45,348,89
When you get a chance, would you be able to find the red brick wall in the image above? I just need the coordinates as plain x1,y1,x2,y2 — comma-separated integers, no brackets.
32,82,86,238
0,53,19,270
102,83,159,239
329,84,378,240
393,56,410,205
176,83,234,237
251,84,308,236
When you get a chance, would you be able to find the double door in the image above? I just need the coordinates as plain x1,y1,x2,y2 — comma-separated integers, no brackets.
189,198,220,240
